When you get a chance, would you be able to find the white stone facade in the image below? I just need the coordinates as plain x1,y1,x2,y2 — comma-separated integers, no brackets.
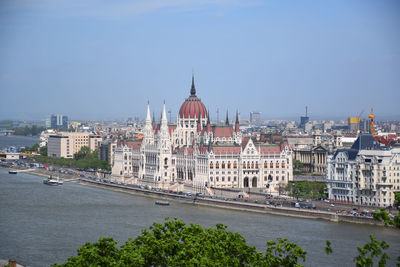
327,134,400,207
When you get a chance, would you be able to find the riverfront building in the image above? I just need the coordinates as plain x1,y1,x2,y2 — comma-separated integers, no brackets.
111,77,293,193
48,132,102,158
46,114,68,129
326,133,400,207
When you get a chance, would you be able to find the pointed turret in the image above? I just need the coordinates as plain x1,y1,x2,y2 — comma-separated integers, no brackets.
143,102,154,144
161,101,168,127
206,109,211,132
225,110,229,126
190,74,196,96
152,112,156,130
158,101,171,151
146,102,151,124
235,110,240,132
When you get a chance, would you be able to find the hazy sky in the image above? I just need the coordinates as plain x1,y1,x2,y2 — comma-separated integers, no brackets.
0,0,399,121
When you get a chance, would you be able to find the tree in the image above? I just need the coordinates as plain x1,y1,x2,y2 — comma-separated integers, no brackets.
40,145,48,157
74,146,91,160
53,218,307,267
354,235,390,267
394,192,400,210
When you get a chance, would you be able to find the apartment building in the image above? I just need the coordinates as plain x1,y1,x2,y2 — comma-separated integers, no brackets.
48,132,102,158
327,133,400,207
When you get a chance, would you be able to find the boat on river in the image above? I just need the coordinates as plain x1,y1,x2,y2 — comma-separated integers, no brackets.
43,176,63,186
155,200,170,206
8,170,18,174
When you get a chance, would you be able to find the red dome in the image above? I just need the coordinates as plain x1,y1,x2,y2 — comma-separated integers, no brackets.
179,96,207,119
179,75,207,119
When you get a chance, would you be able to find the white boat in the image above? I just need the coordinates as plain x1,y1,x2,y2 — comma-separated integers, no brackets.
8,170,18,174
155,200,170,206
43,176,63,186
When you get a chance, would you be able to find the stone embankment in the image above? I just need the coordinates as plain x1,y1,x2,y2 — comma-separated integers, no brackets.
78,178,383,226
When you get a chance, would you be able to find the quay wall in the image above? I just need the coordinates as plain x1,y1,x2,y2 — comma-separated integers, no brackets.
78,179,384,226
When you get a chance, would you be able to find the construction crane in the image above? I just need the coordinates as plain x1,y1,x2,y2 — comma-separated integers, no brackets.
368,108,375,136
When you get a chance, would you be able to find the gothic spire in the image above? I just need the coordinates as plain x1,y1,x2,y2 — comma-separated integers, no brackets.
190,74,196,96
225,110,229,126
235,110,239,124
146,102,151,124
235,110,240,133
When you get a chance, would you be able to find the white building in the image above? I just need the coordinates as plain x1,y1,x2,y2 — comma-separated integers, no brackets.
111,76,293,192
327,133,400,207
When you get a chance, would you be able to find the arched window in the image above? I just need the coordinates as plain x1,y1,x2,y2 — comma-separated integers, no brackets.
222,162,225,169
210,162,214,169
164,158,168,165
247,162,250,169
270,161,273,168
282,161,285,168
264,161,268,168
255,162,259,169
243,163,246,169
233,162,237,168
228,162,231,168
251,161,254,169
216,161,220,169
276,162,279,168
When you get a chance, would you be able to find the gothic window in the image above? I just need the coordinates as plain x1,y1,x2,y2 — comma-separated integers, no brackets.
233,162,237,168
164,158,168,165
270,161,273,168
216,161,220,169
247,162,250,169
222,162,225,169
243,163,246,169
228,162,231,168
276,162,279,168
264,161,268,168
282,161,285,168
255,162,259,169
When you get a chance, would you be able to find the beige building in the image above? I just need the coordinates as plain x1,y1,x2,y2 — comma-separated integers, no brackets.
327,134,400,207
48,132,102,158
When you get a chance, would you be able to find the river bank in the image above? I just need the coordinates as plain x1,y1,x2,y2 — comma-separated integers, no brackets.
1,164,386,227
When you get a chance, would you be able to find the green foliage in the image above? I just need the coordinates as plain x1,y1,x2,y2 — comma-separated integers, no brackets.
40,145,48,157
394,192,400,210
293,159,304,170
0,120,14,129
285,181,327,200
11,125,45,136
262,237,307,267
35,147,110,171
52,237,119,267
53,218,308,267
373,209,400,228
354,235,390,267
325,240,332,255
74,146,91,160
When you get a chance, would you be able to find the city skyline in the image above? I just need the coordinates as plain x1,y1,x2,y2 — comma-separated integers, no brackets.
1,0,399,121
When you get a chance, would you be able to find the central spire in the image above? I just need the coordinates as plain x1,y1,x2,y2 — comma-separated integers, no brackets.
190,74,196,96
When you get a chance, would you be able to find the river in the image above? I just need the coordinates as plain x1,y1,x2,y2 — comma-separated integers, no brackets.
0,169,399,266
0,135,40,150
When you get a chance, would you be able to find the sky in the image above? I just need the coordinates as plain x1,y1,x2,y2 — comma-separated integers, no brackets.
0,0,399,122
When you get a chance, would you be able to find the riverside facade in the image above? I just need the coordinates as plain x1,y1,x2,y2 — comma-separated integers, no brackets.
112,77,293,192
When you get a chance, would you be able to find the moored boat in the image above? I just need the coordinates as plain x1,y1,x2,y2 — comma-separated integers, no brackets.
8,170,18,174
43,176,63,186
155,200,170,206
